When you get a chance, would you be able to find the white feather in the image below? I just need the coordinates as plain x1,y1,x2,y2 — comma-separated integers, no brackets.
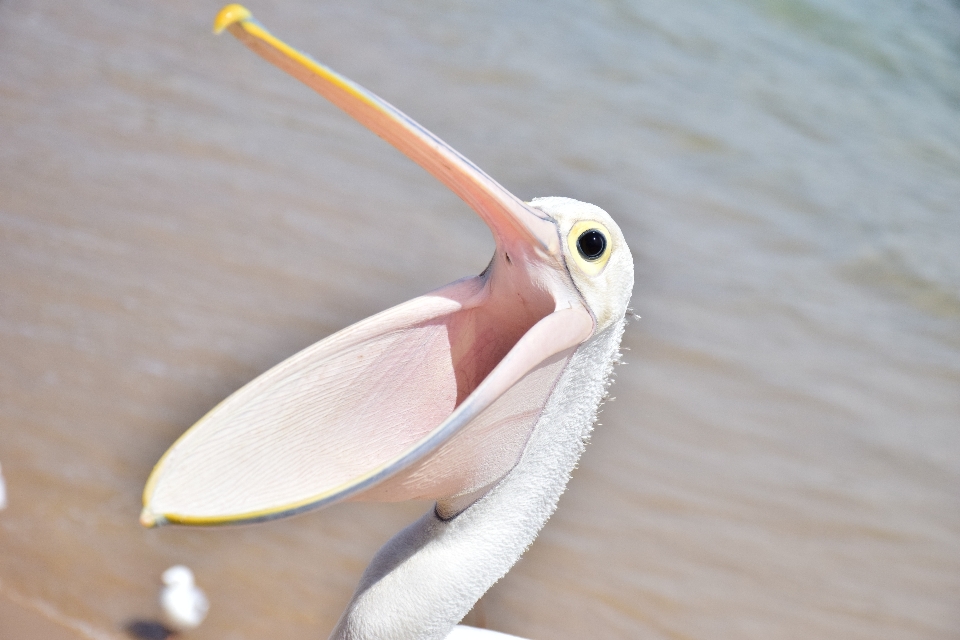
0,462,7,511
160,565,209,632
446,625,528,639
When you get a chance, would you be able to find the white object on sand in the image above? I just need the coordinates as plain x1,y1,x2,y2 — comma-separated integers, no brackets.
0,462,7,511
160,565,209,632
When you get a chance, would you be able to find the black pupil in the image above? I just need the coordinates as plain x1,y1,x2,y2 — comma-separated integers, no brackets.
577,229,606,260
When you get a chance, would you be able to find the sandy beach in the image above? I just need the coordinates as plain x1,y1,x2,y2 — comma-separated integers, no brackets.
1,589,99,640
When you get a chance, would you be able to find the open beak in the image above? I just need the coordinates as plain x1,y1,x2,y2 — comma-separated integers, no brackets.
138,6,597,528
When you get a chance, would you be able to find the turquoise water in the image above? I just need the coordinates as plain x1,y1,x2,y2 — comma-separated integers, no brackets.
1,0,958,638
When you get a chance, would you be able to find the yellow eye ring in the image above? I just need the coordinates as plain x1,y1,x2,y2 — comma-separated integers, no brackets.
567,220,611,276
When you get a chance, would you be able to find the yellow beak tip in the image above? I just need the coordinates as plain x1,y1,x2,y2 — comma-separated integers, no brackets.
139,506,167,528
213,4,252,35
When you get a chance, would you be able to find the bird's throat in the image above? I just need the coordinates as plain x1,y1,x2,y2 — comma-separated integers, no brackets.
328,319,626,640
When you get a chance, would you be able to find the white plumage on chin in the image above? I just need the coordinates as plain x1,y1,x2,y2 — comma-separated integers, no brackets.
160,565,209,632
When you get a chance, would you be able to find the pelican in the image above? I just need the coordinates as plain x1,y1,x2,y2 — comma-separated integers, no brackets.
160,565,210,633
140,5,633,639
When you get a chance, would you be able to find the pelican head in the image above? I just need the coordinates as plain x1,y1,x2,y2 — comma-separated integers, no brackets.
529,196,633,332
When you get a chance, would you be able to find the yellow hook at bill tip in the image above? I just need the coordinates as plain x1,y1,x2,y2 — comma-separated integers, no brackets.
213,4,252,34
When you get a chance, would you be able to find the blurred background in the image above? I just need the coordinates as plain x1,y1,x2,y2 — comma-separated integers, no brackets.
1,0,958,638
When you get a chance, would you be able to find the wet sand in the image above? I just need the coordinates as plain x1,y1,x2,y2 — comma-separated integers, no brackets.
0,591,98,640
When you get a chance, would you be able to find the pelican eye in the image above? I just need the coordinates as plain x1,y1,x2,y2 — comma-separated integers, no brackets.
567,220,612,276
576,229,607,261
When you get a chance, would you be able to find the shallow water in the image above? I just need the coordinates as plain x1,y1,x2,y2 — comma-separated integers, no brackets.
1,0,958,638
